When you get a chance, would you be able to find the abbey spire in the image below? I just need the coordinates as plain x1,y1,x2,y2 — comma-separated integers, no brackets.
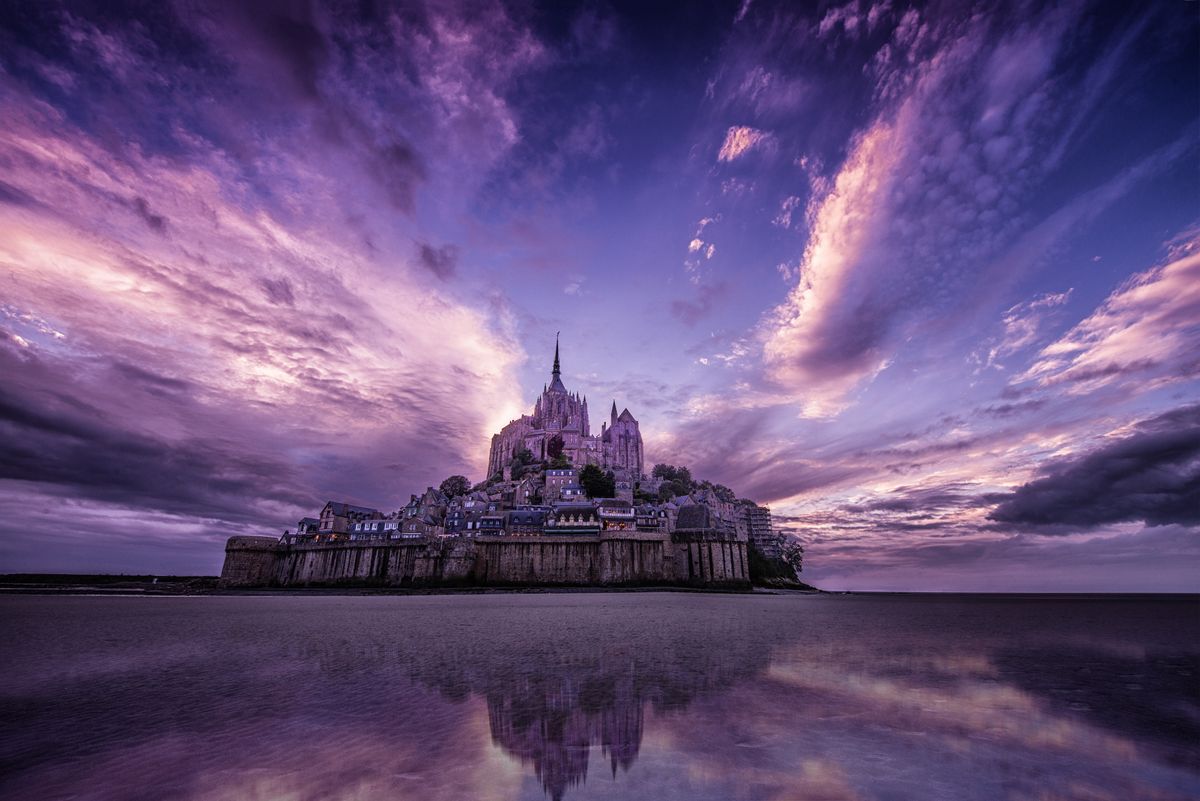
548,333,568,393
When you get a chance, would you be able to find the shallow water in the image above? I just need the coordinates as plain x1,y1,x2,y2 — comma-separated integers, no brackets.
1,593,1197,801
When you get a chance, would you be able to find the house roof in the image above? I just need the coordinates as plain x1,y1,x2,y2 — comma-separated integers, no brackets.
505,510,547,525
676,505,714,530
597,498,632,509
324,501,380,516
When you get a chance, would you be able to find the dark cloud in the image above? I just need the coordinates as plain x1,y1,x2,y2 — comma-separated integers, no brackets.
240,3,330,100
372,140,427,212
109,361,192,396
0,179,39,207
0,343,309,520
847,483,991,514
258,276,296,306
979,399,1047,418
132,196,166,232
415,241,459,281
989,404,1200,530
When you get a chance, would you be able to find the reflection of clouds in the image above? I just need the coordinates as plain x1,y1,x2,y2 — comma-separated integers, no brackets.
7,683,511,801
644,600,1199,801
765,650,1136,758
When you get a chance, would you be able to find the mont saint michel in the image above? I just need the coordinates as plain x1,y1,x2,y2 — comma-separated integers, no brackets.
3,2,1198,800
220,339,803,590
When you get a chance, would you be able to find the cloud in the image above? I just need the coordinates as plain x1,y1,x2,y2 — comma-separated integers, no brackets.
131,196,166,232
772,195,802,228
976,289,1073,370
0,8,535,564
1017,233,1200,392
0,340,309,521
989,405,1200,530
415,241,460,281
758,4,1175,411
717,125,770,161
809,524,1200,592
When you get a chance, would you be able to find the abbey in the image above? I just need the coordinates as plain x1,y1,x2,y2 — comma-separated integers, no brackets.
487,338,644,481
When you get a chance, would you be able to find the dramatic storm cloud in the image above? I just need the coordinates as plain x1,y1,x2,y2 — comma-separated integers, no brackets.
989,406,1200,530
0,0,1196,588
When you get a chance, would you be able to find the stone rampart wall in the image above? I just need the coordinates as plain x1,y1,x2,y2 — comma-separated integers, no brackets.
219,536,279,587
220,532,748,589
671,535,750,587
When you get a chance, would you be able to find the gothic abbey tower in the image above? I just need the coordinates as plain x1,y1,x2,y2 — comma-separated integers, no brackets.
487,337,645,480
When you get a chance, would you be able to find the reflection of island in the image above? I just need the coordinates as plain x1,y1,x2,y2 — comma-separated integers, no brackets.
487,673,642,799
399,597,784,800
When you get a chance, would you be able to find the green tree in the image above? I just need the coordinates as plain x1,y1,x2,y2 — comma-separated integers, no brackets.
579,464,616,498
652,464,695,497
439,475,471,498
510,447,536,479
710,483,737,502
632,482,657,504
782,538,804,574
546,434,564,460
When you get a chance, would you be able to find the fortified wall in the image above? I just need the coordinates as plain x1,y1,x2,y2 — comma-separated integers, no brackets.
220,513,749,590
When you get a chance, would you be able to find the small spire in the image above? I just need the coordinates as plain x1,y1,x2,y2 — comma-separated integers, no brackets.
552,332,561,376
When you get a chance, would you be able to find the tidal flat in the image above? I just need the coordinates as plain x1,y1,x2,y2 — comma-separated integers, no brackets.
1,593,1197,800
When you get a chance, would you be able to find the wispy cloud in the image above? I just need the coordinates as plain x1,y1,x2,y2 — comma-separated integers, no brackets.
758,3,1174,413
1017,233,1200,393
717,125,770,162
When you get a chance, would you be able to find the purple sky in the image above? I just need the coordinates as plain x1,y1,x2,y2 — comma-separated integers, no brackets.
1,1,1197,590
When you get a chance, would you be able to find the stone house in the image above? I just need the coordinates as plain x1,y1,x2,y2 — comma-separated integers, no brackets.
635,505,668,532
545,502,600,535
400,515,442,538
478,514,506,535
597,499,636,532
318,501,381,534
544,468,578,502
505,508,547,536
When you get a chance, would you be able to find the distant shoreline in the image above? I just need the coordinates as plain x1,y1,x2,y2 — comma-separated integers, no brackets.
1,575,1195,598
0,573,819,596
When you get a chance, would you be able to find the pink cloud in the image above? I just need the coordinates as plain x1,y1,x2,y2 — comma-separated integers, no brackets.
1018,232,1200,393
717,125,770,162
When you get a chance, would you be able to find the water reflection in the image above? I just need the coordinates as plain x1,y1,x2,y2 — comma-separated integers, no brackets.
398,597,778,799
1,594,1197,801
